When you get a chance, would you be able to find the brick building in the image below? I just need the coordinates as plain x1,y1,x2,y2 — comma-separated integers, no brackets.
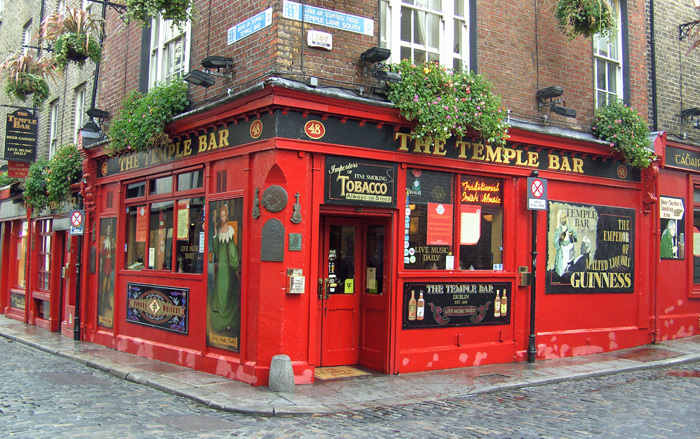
4,0,694,387
0,0,100,335
647,0,700,341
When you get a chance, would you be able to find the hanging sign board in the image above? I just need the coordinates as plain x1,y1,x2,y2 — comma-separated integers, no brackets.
7,160,31,178
3,109,37,163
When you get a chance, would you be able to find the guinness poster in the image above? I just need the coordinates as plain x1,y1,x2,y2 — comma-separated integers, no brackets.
546,201,635,294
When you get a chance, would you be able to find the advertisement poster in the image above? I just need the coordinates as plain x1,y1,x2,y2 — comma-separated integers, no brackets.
324,155,397,208
97,218,116,328
546,201,635,294
403,281,511,328
659,196,685,260
126,283,188,334
207,198,243,351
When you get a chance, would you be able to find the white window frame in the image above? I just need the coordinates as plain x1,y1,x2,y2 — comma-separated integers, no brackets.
74,86,86,144
381,0,470,72
0,0,5,22
593,0,623,108
49,101,60,159
22,21,32,55
149,16,191,89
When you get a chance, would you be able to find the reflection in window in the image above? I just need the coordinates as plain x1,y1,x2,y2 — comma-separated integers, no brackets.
459,175,503,270
405,169,454,270
149,201,173,270
125,205,147,269
175,197,205,273
329,225,356,294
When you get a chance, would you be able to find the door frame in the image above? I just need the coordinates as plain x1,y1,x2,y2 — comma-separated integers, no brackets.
316,208,394,373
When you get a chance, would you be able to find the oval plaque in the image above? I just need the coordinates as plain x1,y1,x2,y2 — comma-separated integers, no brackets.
262,185,288,213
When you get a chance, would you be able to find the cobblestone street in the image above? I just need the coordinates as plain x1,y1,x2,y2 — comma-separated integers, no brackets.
2,338,700,438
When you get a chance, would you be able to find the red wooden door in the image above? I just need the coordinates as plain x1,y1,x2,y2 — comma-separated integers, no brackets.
319,216,390,370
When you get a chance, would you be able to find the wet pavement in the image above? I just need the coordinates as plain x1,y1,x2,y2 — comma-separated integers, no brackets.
2,316,700,416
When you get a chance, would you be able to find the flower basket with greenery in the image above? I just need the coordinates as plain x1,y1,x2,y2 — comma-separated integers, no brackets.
592,100,654,169
41,6,103,70
45,144,82,207
386,60,509,147
0,52,57,107
23,157,49,214
106,80,189,155
555,0,616,39
123,0,195,28
23,145,82,214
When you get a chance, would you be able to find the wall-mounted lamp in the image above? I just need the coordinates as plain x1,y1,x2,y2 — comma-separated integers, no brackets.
681,107,700,129
87,108,110,120
537,86,576,118
360,47,400,85
184,56,234,88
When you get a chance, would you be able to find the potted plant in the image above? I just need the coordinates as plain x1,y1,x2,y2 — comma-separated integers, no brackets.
123,0,195,28
41,6,103,70
386,60,510,147
0,52,57,107
592,100,655,169
106,80,189,155
555,0,616,39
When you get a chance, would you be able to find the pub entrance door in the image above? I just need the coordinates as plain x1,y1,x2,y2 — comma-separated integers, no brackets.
318,215,391,371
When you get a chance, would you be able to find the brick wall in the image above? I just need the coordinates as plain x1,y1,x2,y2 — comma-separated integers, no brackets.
0,0,98,162
96,0,650,135
650,0,700,142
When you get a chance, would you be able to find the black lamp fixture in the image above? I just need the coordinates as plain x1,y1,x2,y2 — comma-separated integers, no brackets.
537,86,576,118
360,47,401,85
184,56,234,88
681,107,700,129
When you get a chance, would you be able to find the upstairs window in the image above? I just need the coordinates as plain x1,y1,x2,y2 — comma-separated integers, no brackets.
49,100,60,158
381,0,471,72
594,0,623,107
149,17,190,88
73,85,86,143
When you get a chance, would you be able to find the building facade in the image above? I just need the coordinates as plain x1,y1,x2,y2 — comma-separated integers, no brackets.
648,0,700,341
3,0,693,387
0,0,101,338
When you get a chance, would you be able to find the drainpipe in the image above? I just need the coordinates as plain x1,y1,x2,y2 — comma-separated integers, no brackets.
649,0,658,132
527,171,539,363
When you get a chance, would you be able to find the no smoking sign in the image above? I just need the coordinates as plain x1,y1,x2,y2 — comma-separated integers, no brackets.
527,177,547,211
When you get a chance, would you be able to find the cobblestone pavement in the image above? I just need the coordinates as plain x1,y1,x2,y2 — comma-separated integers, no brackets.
2,338,700,439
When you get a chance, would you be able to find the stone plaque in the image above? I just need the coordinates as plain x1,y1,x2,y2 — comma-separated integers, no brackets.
261,219,285,261
262,185,288,212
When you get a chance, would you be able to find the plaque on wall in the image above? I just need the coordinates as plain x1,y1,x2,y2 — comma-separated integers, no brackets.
261,219,285,261
262,185,288,212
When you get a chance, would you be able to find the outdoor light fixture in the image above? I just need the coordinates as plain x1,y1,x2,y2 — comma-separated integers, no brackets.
184,56,234,88
184,69,216,88
87,108,110,120
372,67,402,84
681,107,700,129
361,47,391,64
537,86,577,118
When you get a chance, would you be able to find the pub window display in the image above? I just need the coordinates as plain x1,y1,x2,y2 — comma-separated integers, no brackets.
404,169,504,271
124,169,205,273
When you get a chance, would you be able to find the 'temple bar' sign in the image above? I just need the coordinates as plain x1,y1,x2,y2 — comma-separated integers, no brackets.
4,109,37,163
282,0,374,36
227,8,273,45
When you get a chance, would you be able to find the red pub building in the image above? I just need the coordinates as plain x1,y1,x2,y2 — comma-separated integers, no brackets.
3,0,698,387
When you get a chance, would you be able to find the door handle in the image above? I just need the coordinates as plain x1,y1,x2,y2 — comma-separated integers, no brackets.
318,278,328,300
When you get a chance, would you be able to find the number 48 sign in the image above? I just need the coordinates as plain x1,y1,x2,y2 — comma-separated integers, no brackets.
527,177,547,211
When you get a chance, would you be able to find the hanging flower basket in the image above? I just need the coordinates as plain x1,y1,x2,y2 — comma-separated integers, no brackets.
0,52,57,107
555,0,616,39
123,0,195,28
41,6,103,70
54,33,102,69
